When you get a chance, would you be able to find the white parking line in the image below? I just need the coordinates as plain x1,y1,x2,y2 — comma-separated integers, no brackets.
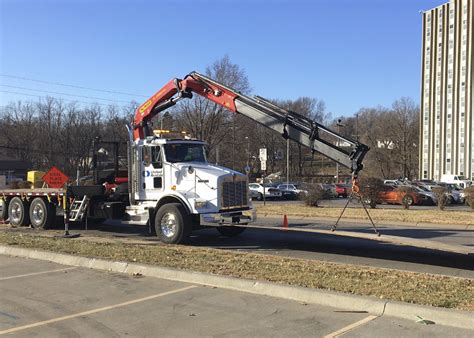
0,285,197,335
324,315,378,338
0,267,77,281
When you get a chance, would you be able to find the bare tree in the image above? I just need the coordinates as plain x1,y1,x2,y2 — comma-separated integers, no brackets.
387,97,419,179
351,98,419,179
174,55,250,169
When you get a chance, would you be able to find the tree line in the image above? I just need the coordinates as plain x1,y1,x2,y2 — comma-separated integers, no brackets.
0,56,419,181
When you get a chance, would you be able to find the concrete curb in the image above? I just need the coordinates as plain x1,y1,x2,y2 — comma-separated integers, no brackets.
0,245,472,330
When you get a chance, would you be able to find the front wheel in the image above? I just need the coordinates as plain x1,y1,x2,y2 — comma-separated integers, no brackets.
154,203,192,244
216,226,246,237
256,193,263,201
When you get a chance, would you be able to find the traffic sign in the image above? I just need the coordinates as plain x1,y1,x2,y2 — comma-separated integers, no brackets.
42,166,69,188
260,160,267,171
259,148,267,161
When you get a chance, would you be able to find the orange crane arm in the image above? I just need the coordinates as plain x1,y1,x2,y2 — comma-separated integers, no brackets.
132,73,238,140
132,71,369,175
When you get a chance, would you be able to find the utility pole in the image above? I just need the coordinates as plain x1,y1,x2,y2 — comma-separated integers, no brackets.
336,119,345,183
245,136,250,176
356,113,359,142
286,138,290,185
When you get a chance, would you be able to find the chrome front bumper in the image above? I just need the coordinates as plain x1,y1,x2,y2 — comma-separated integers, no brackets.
200,209,256,226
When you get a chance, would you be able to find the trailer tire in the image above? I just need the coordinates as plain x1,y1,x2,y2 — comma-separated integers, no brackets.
155,203,191,244
29,198,55,229
8,197,30,227
0,198,8,221
216,226,246,237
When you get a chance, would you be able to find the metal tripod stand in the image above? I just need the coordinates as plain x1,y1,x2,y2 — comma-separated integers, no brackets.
332,175,380,236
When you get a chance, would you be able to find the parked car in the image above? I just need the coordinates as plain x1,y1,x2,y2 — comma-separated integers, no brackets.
322,184,337,198
435,182,462,204
249,183,282,201
411,185,437,205
376,185,435,206
335,183,351,198
383,179,402,186
277,183,308,200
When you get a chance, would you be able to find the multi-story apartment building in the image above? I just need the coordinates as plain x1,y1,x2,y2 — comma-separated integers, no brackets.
420,0,473,181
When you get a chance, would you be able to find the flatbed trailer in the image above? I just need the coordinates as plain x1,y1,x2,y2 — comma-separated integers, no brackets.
0,188,66,198
0,188,66,229
0,184,117,230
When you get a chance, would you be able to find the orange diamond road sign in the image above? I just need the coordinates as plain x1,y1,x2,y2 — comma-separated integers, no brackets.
42,166,69,189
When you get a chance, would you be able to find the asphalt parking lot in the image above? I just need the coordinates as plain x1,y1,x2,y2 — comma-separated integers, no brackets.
1,255,472,337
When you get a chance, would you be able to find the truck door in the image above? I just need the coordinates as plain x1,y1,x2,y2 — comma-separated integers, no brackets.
141,145,164,200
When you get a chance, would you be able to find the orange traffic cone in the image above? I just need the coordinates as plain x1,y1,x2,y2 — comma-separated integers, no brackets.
282,214,288,228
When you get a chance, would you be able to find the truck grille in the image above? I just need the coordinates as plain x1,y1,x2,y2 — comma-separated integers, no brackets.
222,181,248,209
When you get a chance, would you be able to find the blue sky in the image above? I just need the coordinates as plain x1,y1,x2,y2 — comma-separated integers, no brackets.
0,0,445,117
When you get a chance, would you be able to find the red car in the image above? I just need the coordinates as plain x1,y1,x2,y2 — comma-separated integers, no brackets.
335,184,350,198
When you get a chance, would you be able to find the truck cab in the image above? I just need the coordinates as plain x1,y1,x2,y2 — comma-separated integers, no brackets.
127,132,255,243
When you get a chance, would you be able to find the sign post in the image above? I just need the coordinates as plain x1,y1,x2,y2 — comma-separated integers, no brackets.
259,148,267,205
44,167,79,238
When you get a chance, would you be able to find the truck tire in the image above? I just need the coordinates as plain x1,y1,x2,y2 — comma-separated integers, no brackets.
8,197,30,227
154,203,192,244
216,226,246,237
0,199,8,221
29,198,55,229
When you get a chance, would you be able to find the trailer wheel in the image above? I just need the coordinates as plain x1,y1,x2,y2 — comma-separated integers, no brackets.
8,197,30,227
29,198,55,229
0,198,8,221
216,226,246,237
154,203,192,244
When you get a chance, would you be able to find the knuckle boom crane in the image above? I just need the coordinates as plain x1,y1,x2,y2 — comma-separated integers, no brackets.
132,71,375,238
133,71,369,176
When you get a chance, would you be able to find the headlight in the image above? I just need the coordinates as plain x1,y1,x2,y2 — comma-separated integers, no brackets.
194,200,208,208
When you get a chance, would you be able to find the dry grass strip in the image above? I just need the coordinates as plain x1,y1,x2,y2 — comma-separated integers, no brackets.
0,232,472,311
256,205,474,226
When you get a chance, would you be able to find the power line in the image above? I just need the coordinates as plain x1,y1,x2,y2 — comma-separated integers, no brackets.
0,84,133,104
0,74,148,98
0,89,132,109
0,144,75,157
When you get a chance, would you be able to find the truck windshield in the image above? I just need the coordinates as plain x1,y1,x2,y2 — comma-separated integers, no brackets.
164,143,207,163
